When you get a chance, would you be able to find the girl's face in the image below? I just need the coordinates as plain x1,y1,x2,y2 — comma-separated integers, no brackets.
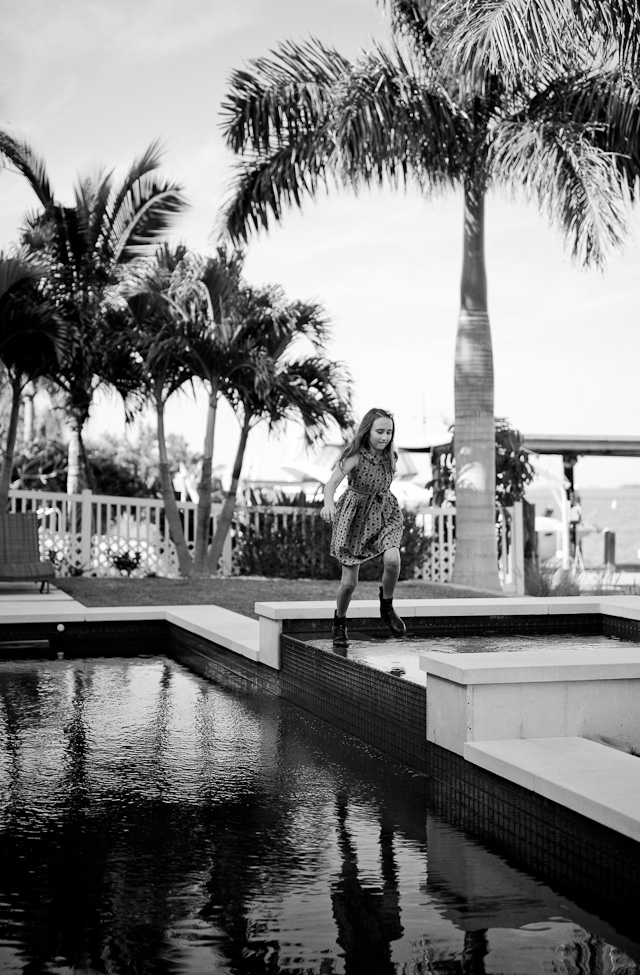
367,415,394,453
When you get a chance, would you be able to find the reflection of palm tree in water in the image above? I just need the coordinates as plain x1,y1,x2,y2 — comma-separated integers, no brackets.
331,793,403,973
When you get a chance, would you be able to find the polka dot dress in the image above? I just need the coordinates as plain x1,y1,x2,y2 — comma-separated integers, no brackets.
330,449,404,566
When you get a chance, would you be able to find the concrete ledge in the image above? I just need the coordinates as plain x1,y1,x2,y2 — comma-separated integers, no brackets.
84,606,166,622
254,595,630,621
0,597,261,667
419,645,640,685
165,606,260,663
254,597,549,620
0,602,87,623
465,737,640,843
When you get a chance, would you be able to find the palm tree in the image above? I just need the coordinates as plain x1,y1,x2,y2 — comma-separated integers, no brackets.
219,15,639,589
170,247,244,572
123,246,352,577
0,251,69,509
205,283,353,572
0,133,186,492
120,245,198,576
121,243,248,576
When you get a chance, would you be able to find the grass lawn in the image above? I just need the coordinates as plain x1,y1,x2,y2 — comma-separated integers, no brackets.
54,575,501,619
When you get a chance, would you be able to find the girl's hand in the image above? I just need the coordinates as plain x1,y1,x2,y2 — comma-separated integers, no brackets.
321,503,335,524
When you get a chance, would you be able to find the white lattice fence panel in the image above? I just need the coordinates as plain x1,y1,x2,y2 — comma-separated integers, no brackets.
412,508,456,582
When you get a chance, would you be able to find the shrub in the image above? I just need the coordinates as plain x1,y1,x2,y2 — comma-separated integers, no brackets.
232,506,431,580
525,562,581,597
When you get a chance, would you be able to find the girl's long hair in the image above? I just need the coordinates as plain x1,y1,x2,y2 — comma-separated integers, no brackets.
338,408,397,471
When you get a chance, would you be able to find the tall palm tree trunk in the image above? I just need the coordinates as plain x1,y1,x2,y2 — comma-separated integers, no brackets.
22,383,36,446
193,387,219,573
0,378,22,510
451,183,501,592
155,389,194,577
65,406,97,494
206,416,251,573
66,414,86,495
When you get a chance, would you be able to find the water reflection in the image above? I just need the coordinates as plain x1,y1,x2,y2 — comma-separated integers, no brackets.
0,657,638,974
331,794,402,971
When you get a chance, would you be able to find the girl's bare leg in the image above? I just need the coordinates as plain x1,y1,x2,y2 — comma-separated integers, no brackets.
381,547,401,598
337,564,359,616
380,548,406,635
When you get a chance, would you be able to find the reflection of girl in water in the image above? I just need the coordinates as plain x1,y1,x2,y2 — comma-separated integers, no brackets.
331,795,403,969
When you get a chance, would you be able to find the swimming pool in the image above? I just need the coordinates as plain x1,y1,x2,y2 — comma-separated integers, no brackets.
1,654,639,973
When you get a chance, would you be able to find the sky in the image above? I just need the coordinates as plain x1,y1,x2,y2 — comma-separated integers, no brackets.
1,0,640,490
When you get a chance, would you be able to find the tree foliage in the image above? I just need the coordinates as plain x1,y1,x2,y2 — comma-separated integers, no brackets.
429,418,536,507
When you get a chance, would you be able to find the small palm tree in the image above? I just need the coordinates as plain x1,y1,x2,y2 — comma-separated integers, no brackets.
219,14,639,589
123,246,352,577
205,287,354,572
0,252,69,509
121,244,246,576
0,133,186,492
120,245,197,576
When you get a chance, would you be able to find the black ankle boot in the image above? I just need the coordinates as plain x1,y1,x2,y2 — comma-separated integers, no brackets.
379,587,406,636
332,611,349,649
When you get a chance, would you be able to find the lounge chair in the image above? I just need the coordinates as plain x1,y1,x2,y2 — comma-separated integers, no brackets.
0,512,56,593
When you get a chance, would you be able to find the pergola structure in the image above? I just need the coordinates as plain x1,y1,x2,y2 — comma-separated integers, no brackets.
522,434,640,498
403,434,640,499
401,434,640,569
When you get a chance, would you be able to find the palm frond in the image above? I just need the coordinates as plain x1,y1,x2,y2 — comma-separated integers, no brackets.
192,247,244,323
438,0,576,79
0,254,46,299
0,131,54,207
75,168,114,258
219,35,467,241
573,0,640,73
109,175,188,262
490,118,631,266
219,145,333,242
438,0,640,80
380,0,437,48
221,37,350,154
0,291,70,378
105,139,168,230
333,42,463,189
551,69,640,192
255,353,353,443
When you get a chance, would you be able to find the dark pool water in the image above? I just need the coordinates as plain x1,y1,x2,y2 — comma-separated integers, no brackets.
1,655,639,974
307,632,632,684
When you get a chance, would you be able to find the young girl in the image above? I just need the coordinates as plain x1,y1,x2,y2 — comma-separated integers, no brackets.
321,408,406,649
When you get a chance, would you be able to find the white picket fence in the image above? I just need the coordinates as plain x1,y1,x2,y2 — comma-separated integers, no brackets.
7,488,525,593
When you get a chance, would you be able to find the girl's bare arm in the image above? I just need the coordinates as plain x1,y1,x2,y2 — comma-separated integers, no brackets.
321,456,358,523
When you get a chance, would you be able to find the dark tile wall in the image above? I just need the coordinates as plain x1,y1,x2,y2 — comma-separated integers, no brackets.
284,612,606,639
168,624,279,695
0,620,169,658
280,634,428,773
426,740,640,939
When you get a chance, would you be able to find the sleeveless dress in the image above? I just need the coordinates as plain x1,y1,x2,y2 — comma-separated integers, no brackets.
330,449,404,566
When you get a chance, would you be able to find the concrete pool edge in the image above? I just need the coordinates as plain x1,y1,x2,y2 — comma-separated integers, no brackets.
464,736,640,843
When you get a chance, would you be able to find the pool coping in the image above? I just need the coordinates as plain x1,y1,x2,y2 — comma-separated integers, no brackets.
465,737,640,843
